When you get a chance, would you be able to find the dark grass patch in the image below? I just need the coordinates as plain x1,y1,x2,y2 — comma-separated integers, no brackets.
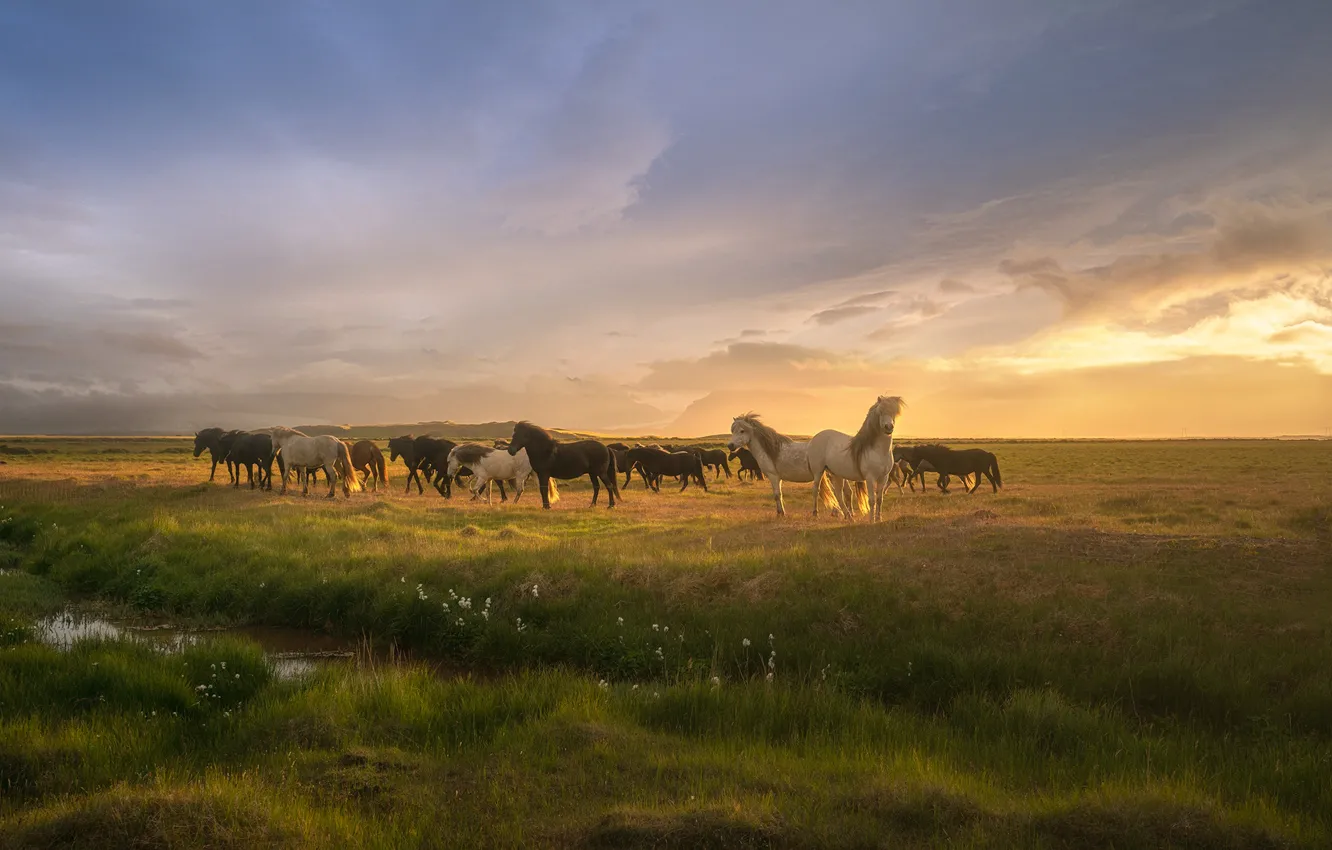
582,807,788,849
0,783,330,850
1028,798,1293,850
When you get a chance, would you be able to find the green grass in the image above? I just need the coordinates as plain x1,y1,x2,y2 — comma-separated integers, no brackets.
1,438,1330,847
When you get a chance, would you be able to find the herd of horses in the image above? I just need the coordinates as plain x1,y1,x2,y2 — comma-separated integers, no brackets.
191,398,1002,520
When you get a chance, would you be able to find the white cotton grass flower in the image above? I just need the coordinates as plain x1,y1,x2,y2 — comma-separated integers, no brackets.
742,638,751,648
617,617,624,627
710,676,721,687
652,623,659,631
531,584,539,598
598,679,609,690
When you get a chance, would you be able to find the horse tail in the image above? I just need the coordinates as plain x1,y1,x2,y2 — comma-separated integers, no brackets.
607,449,623,500
375,448,388,485
546,476,561,504
338,441,362,493
991,454,1002,489
721,457,732,478
850,480,869,515
817,473,841,513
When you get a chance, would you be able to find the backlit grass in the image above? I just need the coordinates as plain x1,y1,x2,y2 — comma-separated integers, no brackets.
1,438,1329,847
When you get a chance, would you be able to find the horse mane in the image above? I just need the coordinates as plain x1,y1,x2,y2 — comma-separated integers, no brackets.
196,427,224,440
849,395,906,475
263,426,307,439
733,412,791,461
451,443,493,465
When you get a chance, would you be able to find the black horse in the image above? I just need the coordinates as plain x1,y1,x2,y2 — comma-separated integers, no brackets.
627,447,708,492
902,445,1001,493
507,422,619,509
606,443,638,488
728,447,764,481
388,435,461,497
193,428,241,483
226,432,282,490
698,448,732,480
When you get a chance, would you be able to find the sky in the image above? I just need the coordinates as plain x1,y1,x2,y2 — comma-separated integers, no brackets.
2,0,1331,438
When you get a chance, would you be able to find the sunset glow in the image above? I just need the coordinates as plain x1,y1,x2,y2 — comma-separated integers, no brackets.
2,3,1330,437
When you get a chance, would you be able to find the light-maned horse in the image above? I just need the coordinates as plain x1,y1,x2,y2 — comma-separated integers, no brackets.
265,427,361,498
726,414,856,518
344,440,387,492
446,443,551,505
805,396,905,522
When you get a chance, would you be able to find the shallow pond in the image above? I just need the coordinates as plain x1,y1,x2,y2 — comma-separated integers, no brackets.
34,610,357,680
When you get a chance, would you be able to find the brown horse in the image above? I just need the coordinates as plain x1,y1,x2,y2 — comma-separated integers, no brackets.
343,440,387,491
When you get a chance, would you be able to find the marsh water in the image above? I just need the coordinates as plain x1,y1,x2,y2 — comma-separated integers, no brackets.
34,609,358,679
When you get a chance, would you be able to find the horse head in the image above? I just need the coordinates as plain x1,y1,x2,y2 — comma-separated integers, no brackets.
727,417,753,452
387,435,412,463
875,396,906,437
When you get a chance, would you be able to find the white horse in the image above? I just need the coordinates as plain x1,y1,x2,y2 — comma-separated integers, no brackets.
264,427,361,498
726,413,863,518
807,396,905,522
446,443,556,505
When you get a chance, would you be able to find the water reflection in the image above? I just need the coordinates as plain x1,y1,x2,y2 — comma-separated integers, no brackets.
33,610,353,680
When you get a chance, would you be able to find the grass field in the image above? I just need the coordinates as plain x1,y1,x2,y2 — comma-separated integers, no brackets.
1,437,1330,848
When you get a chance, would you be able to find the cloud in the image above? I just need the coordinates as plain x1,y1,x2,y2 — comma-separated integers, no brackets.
1003,211,1332,320
5,1,1332,436
809,305,881,325
97,330,201,361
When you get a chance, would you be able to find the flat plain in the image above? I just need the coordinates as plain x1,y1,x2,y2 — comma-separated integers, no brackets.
1,437,1329,849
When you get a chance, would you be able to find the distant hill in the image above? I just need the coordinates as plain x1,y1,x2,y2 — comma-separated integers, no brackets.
287,420,737,445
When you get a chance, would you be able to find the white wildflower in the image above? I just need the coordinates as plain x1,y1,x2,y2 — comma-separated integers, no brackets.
742,638,751,648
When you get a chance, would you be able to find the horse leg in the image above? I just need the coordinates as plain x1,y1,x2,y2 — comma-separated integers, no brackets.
209,457,218,482
602,469,617,507
589,472,600,506
771,478,785,516
811,468,824,518
497,479,509,502
539,474,552,510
